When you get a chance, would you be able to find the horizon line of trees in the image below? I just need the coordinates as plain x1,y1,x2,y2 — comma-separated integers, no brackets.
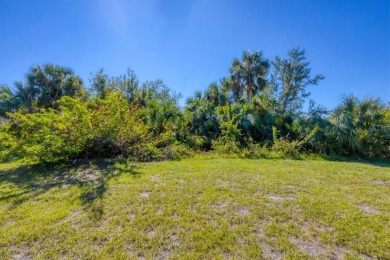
1,47,389,164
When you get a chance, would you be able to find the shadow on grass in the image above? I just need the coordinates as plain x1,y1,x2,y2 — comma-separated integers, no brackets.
0,159,141,219
322,155,390,168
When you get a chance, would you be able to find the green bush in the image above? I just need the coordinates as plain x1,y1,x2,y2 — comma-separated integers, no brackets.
162,142,193,160
4,97,91,163
271,127,301,159
241,143,272,159
87,92,148,159
0,130,17,162
211,136,242,155
133,143,164,162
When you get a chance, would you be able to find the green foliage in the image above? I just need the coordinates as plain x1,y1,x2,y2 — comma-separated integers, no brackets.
2,97,91,163
211,136,242,156
87,92,147,158
0,129,17,161
241,143,272,159
271,48,324,118
1,51,388,164
271,127,301,159
329,95,390,158
0,86,16,117
163,142,194,161
229,50,270,103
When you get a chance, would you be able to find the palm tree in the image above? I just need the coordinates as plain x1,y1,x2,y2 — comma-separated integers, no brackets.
0,82,35,115
27,64,84,109
0,85,15,116
330,95,359,152
185,91,219,138
330,95,390,157
229,50,270,104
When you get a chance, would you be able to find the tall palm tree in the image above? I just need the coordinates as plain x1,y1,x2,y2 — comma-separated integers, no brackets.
229,50,270,104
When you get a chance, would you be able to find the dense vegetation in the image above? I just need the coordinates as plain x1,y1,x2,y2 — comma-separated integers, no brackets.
1,48,389,164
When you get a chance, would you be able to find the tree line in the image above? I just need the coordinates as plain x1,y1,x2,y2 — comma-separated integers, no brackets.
1,48,389,164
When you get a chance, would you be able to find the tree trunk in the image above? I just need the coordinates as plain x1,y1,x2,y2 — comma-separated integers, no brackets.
247,83,253,104
247,90,252,104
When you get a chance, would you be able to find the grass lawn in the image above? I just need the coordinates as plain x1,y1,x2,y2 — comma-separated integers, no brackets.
0,158,389,259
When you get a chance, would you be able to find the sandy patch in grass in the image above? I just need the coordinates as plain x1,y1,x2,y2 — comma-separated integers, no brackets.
137,253,146,260
329,245,369,260
288,236,328,257
297,221,334,234
128,212,136,221
151,175,160,181
331,246,374,260
267,194,294,202
178,179,186,184
156,248,173,260
169,234,181,246
147,230,156,238
259,241,282,260
2,218,15,227
13,252,32,260
73,169,101,183
216,180,230,187
357,204,379,214
284,184,298,189
140,190,152,198
236,207,250,216
59,168,102,188
257,226,265,236
11,246,31,260
211,201,229,210
371,180,390,186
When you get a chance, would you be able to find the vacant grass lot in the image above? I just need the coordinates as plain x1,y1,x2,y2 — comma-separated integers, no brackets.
0,159,389,259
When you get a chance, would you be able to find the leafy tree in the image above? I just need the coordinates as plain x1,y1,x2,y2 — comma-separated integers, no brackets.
271,48,324,118
109,68,139,102
90,68,110,99
90,68,140,101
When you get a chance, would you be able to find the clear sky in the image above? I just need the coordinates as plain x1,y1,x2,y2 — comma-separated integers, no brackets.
0,0,389,109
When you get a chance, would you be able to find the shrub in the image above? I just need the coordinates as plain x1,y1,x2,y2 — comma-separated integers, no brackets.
0,130,17,162
241,143,271,159
4,97,91,163
88,92,148,158
211,136,241,155
271,127,301,159
162,142,193,160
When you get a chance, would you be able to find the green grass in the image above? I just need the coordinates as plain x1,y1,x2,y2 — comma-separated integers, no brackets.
0,158,389,259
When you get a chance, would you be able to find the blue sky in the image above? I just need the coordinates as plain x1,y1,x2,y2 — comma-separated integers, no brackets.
0,0,389,109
